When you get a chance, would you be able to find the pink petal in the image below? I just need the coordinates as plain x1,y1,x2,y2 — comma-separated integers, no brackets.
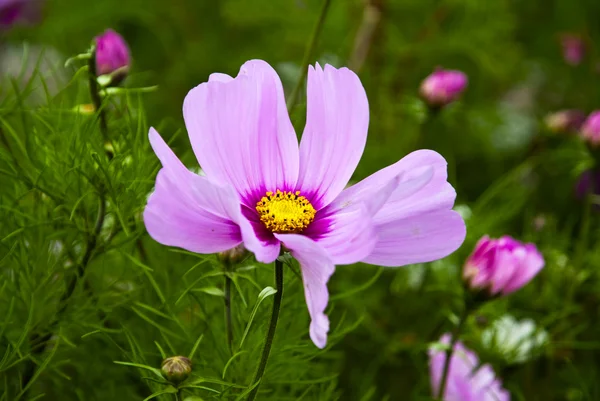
502,245,545,295
183,60,299,205
144,128,243,253
310,203,377,265
274,233,335,348
373,150,456,223
145,128,276,262
363,210,466,267
297,64,369,209
334,150,454,222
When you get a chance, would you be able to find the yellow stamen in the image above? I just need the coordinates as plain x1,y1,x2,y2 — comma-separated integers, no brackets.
256,189,316,233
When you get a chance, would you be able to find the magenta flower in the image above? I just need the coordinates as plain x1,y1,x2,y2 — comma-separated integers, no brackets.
144,60,466,348
0,0,42,29
544,109,586,134
463,236,544,297
430,334,510,401
581,111,600,146
94,29,130,79
560,34,585,66
419,68,468,107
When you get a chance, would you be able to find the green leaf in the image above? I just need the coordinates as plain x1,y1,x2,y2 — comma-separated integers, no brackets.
238,286,277,350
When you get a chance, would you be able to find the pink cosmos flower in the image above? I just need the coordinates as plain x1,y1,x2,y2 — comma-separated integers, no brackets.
430,334,510,401
581,111,600,146
419,68,468,107
144,60,466,348
560,34,585,66
94,29,130,79
463,236,544,297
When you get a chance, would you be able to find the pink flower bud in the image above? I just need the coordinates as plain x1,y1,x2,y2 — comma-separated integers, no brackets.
561,34,585,66
463,235,544,297
419,68,468,107
544,109,586,134
580,111,600,146
93,29,131,82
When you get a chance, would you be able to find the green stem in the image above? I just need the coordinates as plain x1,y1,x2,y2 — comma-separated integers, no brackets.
286,0,333,111
437,308,469,400
87,47,112,157
224,274,234,354
246,259,284,401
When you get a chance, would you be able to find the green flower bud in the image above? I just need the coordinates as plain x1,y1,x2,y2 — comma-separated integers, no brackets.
217,244,248,267
161,356,192,384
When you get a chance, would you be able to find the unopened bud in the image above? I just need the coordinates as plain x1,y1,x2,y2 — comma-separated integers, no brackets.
93,29,131,86
161,356,192,384
544,110,585,134
218,244,248,266
419,67,467,107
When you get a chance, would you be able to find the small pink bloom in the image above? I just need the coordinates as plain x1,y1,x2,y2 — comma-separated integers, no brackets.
581,111,600,146
144,60,466,348
419,68,468,107
544,109,586,134
561,34,585,66
94,29,131,79
464,236,544,296
430,334,510,401
0,0,42,29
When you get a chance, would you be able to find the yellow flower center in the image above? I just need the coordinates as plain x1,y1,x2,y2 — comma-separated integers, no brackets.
256,190,316,233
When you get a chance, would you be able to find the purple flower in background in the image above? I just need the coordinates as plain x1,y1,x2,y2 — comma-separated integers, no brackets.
581,111,600,146
94,29,130,81
419,68,468,107
561,34,585,66
463,236,544,297
144,60,466,348
430,334,510,401
0,0,42,29
575,169,600,200
544,109,586,134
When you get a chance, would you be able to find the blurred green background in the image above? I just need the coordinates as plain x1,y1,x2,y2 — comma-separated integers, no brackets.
3,0,600,400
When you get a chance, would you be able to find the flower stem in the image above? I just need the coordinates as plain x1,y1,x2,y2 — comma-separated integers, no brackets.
286,0,333,111
224,273,234,354
87,46,112,156
246,258,284,401
436,307,469,400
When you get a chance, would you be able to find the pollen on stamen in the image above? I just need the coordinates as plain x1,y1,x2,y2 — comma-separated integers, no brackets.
255,189,316,233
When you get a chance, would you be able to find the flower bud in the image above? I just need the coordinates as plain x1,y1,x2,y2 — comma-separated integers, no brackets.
580,111,600,146
419,67,467,107
463,235,544,297
560,34,585,66
93,29,131,85
217,244,248,266
544,109,586,134
161,356,192,384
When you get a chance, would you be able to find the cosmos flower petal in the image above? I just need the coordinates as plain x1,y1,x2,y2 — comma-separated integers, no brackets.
208,72,233,83
144,128,244,253
297,64,369,209
310,203,377,265
502,245,545,294
183,59,299,204
274,233,334,349
335,150,454,222
430,334,510,401
362,210,466,267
